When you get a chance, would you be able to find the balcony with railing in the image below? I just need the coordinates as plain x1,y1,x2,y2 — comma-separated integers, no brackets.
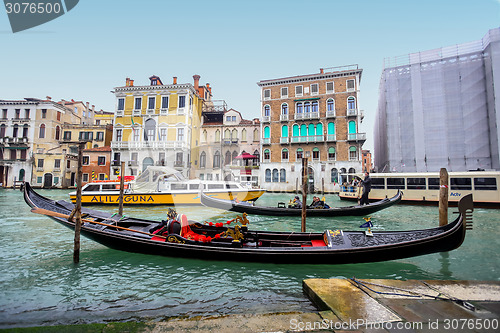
222,138,239,145
262,138,271,145
280,137,289,144
294,112,319,120
202,100,227,113
326,111,336,118
347,108,359,117
12,118,30,124
111,141,188,150
347,133,367,142
290,135,324,143
262,116,270,122
326,134,336,142
280,114,289,121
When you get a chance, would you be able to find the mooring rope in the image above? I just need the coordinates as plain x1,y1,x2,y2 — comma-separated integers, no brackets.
349,277,475,311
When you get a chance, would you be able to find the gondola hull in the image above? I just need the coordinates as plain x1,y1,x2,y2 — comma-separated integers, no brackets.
200,191,403,216
23,183,472,265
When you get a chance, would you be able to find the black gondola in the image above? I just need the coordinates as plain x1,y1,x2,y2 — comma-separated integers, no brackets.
23,183,473,264
200,191,403,216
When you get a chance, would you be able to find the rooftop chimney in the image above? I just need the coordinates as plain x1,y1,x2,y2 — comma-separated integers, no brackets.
126,78,130,86
173,76,177,85
193,74,200,89
320,68,324,74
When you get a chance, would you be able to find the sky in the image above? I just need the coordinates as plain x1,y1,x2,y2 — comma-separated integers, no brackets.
1,0,500,152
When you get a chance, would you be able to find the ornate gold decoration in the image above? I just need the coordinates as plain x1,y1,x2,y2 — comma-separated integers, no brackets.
234,213,249,226
167,235,185,244
223,225,244,242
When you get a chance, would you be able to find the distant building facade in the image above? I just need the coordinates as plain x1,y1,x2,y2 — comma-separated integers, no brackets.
257,65,365,192
199,104,261,186
374,27,500,172
111,75,211,179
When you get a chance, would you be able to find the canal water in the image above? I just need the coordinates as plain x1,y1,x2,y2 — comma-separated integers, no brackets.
0,188,499,328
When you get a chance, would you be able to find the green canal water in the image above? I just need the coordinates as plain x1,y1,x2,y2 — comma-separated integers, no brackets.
0,188,499,328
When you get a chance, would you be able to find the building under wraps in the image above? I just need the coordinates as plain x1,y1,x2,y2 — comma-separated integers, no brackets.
374,27,500,172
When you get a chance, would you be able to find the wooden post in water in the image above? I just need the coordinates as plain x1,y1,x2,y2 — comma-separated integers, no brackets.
439,168,449,226
118,161,125,216
73,142,84,264
301,158,308,232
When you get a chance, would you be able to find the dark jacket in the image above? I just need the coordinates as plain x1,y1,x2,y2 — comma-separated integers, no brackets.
361,174,371,192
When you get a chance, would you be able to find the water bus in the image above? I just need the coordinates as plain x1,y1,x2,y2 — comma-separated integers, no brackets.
69,166,266,205
339,171,500,208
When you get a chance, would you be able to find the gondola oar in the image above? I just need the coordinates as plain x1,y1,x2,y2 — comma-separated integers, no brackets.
30,207,167,239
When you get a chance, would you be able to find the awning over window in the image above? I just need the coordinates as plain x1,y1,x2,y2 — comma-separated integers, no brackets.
294,97,320,102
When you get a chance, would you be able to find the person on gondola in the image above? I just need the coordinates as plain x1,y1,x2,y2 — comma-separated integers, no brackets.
289,196,302,208
149,208,178,234
359,172,372,205
309,196,325,209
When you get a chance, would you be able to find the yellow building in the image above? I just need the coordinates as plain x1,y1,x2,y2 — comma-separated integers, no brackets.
111,75,211,179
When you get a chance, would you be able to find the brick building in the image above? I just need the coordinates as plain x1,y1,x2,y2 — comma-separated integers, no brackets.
257,65,365,192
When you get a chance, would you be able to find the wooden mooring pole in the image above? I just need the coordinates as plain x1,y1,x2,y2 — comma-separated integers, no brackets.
301,158,308,232
439,168,449,226
73,142,85,264
118,161,125,216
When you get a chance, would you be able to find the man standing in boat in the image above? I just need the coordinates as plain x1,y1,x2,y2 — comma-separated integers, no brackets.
359,172,372,205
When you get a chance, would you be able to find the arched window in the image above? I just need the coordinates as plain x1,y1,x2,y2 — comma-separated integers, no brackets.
55,126,60,140
349,146,357,160
281,125,288,137
202,130,207,142
224,129,231,140
347,96,356,110
328,122,335,141
12,125,19,138
253,128,258,141
292,124,299,137
312,147,320,160
296,102,303,114
308,123,315,136
316,123,323,137
215,129,220,142
280,168,286,182
264,105,270,117
263,126,270,138
213,151,221,168
272,169,279,182
253,150,260,165
232,151,238,163
241,128,247,142
327,99,335,113
328,147,336,160
39,124,45,138
200,152,206,168
144,118,156,141
232,129,238,140
142,157,154,172
264,149,270,161
281,103,288,116
304,102,311,113
312,101,318,113
349,167,356,174
282,148,288,161
331,168,338,183
225,151,231,165
0,124,6,138
300,124,307,137
296,148,303,159
348,121,356,133
265,169,271,182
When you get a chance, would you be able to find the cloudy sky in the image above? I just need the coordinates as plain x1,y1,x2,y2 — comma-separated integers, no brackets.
1,0,499,151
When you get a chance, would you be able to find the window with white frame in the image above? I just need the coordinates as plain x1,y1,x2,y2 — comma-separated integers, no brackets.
116,129,122,141
281,103,288,115
177,128,184,141
117,98,125,111
264,105,270,117
263,89,271,100
311,83,319,95
161,96,169,110
281,87,288,98
326,82,334,93
148,97,155,110
134,97,142,110
347,79,355,92
178,95,186,108
295,85,303,97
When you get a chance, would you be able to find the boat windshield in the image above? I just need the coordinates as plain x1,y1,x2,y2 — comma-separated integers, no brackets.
133,166,186,193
